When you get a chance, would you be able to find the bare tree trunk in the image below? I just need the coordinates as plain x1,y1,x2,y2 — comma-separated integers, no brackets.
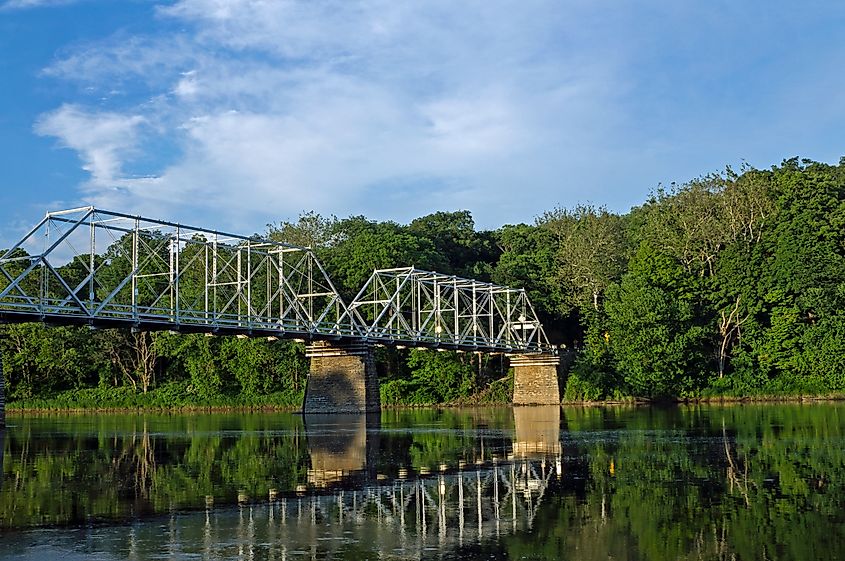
108,331,157,393
718,296,748,378
133,332,156,394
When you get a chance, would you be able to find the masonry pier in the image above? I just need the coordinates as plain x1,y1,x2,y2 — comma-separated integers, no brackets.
304,341,381,414
511,354,561,405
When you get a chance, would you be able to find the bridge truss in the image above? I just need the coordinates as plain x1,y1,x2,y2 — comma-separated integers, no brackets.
0,207,355,337
346,267,552,353
0,208,554,354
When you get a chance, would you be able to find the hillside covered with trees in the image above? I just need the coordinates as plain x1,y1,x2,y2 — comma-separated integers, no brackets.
2,157,843,407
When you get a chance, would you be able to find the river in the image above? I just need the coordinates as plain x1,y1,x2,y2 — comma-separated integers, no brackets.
0,404,843,560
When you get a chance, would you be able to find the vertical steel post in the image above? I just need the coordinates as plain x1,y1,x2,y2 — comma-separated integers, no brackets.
203,243,209,325
488,287,494,347
506,290,512,347
41,219,50,314
212,235,218,326
278,252,284,324
413,275,419,336
246,241,252,329
433,279,440,341
266,253,271,325
132,218,139,322
175,226,181,325
236,246,242,325
453,278,459,343
308,254,314,328
394,275,401,335
472,284,477,345
169,234,175,321
89,213,95,314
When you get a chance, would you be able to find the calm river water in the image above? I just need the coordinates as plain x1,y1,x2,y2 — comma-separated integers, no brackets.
0,404,843,560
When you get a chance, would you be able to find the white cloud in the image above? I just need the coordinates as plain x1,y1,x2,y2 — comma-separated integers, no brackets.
33,0,845,232
43,34,196,89
35,105,146,186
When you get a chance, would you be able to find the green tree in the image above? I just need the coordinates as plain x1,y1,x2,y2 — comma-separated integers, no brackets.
604,243,711,397
321,216,446,297
408,210,499,279
538,204,626,314
267,211,339,249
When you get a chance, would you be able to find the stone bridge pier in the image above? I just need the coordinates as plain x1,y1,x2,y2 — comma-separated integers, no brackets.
511,354,561,405
304,341,381,414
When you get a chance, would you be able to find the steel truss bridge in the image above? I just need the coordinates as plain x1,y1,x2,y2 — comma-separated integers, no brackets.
0,207,554,354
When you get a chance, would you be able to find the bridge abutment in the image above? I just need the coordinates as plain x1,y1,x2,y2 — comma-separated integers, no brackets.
303,341,380,414
511,354,560,405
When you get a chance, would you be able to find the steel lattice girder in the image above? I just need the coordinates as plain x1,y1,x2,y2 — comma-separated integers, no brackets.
345,267,554,353
0,207,358,337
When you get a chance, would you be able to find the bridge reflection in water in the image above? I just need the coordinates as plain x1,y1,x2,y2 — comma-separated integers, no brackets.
148,411,560,561
229,407,563,559
173,458,558,560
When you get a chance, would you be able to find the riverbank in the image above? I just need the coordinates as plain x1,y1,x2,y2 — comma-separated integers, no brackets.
5,382,304,413
7,392,845,415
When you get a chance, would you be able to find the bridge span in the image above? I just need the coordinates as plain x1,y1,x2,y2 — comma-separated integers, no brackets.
0,207,559,421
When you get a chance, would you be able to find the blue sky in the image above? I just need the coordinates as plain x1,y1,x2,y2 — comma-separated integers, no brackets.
1,0,844,245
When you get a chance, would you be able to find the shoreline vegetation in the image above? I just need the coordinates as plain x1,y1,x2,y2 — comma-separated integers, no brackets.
7,393,845,415
2,157,844,407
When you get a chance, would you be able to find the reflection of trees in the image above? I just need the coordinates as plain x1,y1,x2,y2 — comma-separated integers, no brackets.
0,414,311,527
110,420,156,501
1,410,515,529
722,417,750,507
375,408,515,476
491,405,845,561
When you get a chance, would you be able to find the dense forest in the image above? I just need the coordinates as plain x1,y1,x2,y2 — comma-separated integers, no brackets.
1,157,844,407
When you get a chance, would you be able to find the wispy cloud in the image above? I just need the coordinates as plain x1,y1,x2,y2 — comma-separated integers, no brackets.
2,0,79,10
35,104,146,185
